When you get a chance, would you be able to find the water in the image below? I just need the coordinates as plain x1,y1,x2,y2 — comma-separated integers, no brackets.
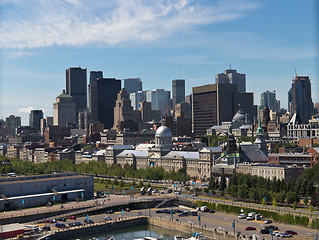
71,225,189,240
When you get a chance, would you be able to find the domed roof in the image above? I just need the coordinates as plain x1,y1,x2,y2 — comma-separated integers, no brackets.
155,126,172,137
232,109,245,122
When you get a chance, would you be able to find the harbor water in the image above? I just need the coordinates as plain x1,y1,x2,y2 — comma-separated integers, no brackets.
69,225,189,240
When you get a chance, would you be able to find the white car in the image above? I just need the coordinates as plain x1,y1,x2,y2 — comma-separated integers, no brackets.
238,213,247,219
264,219,272,224
104,216,112,221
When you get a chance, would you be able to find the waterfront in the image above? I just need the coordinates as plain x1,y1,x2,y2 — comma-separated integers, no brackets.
70,225,189,240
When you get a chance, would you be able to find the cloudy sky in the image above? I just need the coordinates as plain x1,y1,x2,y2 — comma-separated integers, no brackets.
0,0,318,125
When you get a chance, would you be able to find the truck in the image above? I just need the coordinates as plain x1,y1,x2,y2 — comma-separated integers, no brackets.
200,206,209,212
246,212,257,220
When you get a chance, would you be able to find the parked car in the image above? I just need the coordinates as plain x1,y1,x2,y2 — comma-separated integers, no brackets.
264,219,272,224
238,213,247,219
55,223,66,228
176,209,183,213
246,216,254,220
74,222,82,226
58,217,66,222
280,232,292,238
190,211,198,216
178,212,189,217
191,193,198,197
42,226,51,231
104,216,112,221
84,219,94,224
245,227,256,231
260,229,270,234
68,223,75,227
105,210,114,214
209,209,215,213
68,216,76,220
46,219,56,223
156,210,164,213
285,230,297,235
265,225,279,230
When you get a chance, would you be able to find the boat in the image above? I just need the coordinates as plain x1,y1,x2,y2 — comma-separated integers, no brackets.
174,235,184,240
104,237,115,240
186,233,207,240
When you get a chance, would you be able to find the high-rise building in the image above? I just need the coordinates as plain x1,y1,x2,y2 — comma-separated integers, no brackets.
288,76,314,123
29,110,43,132
113,89,138,132
130,91,146,110
90,78,121,129
260,90,280,111
88,71,103,113
53,90,76,127
124,78,142,94
146,89,171,117
192,83,256,137
66,67,87,113
40,117,53,135
172,79,185,107
215,68,246,93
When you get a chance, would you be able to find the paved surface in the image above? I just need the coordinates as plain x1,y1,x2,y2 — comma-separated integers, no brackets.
29,205,319,240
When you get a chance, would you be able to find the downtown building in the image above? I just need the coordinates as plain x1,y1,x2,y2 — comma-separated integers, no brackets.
192,83,257,137
146,89,171,117
215,68,246,93
66,67,87,114
172,79,185,108
288,75,314,123
260,90,280,112
124,78,142,94
29,110,43,133
90,77,121,129
53,90,76,127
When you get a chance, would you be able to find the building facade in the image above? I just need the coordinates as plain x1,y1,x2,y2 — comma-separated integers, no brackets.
124,78,142,94
66,67,87,113
90,78,121,129
215,68,246,93
288,75,314,123
29,110,43,133
146,89,171,117
260,90,280,112
172,79,185,108
53,91,76,127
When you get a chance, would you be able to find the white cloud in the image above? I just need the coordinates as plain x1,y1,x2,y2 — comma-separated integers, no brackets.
17,106,35,114
0,0,260,49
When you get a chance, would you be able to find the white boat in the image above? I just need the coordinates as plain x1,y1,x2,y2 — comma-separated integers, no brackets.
174,235,184,240
186,233,207,240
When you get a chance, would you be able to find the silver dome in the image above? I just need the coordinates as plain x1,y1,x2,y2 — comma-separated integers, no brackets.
155,126,172,137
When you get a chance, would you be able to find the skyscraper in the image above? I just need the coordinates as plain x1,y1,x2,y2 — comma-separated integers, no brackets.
215,68,246,93
88,71,103,112
192,83,256,137
146,89,171,117
66,67,87,113
130,91,146,110
90,78,121,129
288,76,314,123
260,90,280,111
29,110,43,132
53,90,76,126
124,78,142,94
172,79,185,107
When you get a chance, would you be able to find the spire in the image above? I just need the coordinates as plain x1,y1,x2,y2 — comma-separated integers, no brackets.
257,117,263,134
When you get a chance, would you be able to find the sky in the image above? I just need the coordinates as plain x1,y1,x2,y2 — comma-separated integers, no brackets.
0,0,318,125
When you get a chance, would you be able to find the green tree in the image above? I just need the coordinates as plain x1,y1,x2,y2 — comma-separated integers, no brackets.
262,198,267,206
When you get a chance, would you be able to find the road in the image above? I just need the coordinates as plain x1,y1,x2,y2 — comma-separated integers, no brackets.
32,205,319,240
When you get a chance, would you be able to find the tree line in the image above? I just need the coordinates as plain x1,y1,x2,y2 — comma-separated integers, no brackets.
0,156,189,182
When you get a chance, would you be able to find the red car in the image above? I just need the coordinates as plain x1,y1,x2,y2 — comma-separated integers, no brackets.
68,216,76,220
285,230,297,235
245,227,257,231
46,219,56,223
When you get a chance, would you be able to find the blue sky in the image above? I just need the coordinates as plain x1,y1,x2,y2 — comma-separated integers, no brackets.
0,0,318,125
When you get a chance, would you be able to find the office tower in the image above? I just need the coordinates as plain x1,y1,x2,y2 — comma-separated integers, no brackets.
146,89,171,117
29,110,43,132
90,78,121,129
215,68,246,93
260,90,280,111
130,91,146,110
88,71,103,112
53,90,76,127
4,115,21,136
138,101,161,122
288,76,314,123
66,67,87,113
192,83,256,137
40,117,53,135
124,78,142,94
172,79,185,107
175,102,192,119
113,89,138,132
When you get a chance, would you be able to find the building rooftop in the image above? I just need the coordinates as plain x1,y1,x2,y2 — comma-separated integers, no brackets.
117,150,148,158
163,151,199,160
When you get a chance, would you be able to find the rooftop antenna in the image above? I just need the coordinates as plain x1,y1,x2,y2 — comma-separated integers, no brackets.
229,64,232,70
295,68,297,77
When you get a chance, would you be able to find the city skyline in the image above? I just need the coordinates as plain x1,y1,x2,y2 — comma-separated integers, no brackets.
0,0,318,125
